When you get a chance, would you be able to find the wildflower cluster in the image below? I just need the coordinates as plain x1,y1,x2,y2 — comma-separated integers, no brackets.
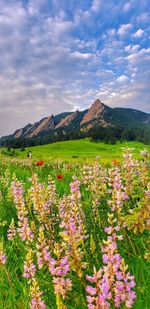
86,214,136,308
0,243,6,265
59,177,87,277
122,148,139,195
23,249,46,308
29,174,56,234
125,183,150,233
50,245,72,301
81,160,107,225
11,178,34,242
7,218,16,240
36,227,51,269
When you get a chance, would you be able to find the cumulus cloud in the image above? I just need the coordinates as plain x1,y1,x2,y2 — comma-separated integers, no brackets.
137,12,150,23
123,2,132,12
132,29,145,38
117,75,129,83
118,24,132,36
91,0,102,12
70,52,93,60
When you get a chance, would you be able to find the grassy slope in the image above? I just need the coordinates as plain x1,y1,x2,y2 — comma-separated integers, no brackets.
8,139,150,163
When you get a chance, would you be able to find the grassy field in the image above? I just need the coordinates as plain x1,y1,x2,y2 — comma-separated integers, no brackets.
1,139,150,163
0,142,149,309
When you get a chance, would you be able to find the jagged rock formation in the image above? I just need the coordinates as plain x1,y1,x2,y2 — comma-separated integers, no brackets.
14,116,55,138
14,124,33,138
28,115,55,137
81,99,105,124
55,110,79,129
3,98,150,140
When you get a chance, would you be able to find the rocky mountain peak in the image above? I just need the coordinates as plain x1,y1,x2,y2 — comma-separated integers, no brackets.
29,115,54,137
81,99,106,125
55,110,79,129
92,98,103,107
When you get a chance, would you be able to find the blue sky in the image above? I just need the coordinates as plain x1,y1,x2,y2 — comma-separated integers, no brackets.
0,0,150,136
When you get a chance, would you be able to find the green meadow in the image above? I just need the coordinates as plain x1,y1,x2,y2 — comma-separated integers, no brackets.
1,139,150,163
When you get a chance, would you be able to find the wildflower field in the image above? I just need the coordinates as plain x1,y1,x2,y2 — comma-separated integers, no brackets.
0,147,149,309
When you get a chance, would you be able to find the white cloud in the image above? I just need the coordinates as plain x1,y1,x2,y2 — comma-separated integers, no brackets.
132,29,144,38
97,81,150,113
126,47,150,64
91,0,102,12
71,51,93,60
137,13,150,23
107,28,116,37
27,0,47,16
123,2,132,12
118,24,132,36
124,44,140,53
116,75,129,83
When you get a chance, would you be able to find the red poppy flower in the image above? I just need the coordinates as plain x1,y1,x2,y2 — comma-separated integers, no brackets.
112,160,120,165
56,174,63,180
36,160,44,166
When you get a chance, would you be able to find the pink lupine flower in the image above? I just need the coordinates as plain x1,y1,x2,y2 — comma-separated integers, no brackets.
23,263,36,279
0,250,6,265
36,228,51,269
102,254,109,264
7,219,16,240
116,271,123,280
86,274,97,283
30,174,56,226
23,250,36,283
30,279,46,309
70,179,80,193
49,256,70,277
11,179,34,242
58,184,87,277
104,226,113,234
53,277,72,298
86,268,110,309
114,267,136,308
86,286,96,296
86,210,136,309
18,217,34,242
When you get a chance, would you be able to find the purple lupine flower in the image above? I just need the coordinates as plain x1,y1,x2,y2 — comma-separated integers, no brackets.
23,250,36,283
86,211,136,309
11,179,34,243
52,277,72,299
7,219,16,240
30,279,46,309
36,228,51,269
70,179,80,193
0,250,6,265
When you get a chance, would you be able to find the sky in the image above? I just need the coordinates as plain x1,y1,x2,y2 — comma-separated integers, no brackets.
0,0,150,136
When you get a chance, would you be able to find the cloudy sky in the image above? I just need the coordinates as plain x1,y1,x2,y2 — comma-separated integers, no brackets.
0,0,150,136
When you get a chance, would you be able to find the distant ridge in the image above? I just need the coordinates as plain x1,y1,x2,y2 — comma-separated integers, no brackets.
1,99,150,141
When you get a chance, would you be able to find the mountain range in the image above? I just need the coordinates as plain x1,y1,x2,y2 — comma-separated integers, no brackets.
4,99,150,140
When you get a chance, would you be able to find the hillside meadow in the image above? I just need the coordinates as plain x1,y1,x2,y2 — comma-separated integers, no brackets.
1,139,150,163
0,141,149,309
